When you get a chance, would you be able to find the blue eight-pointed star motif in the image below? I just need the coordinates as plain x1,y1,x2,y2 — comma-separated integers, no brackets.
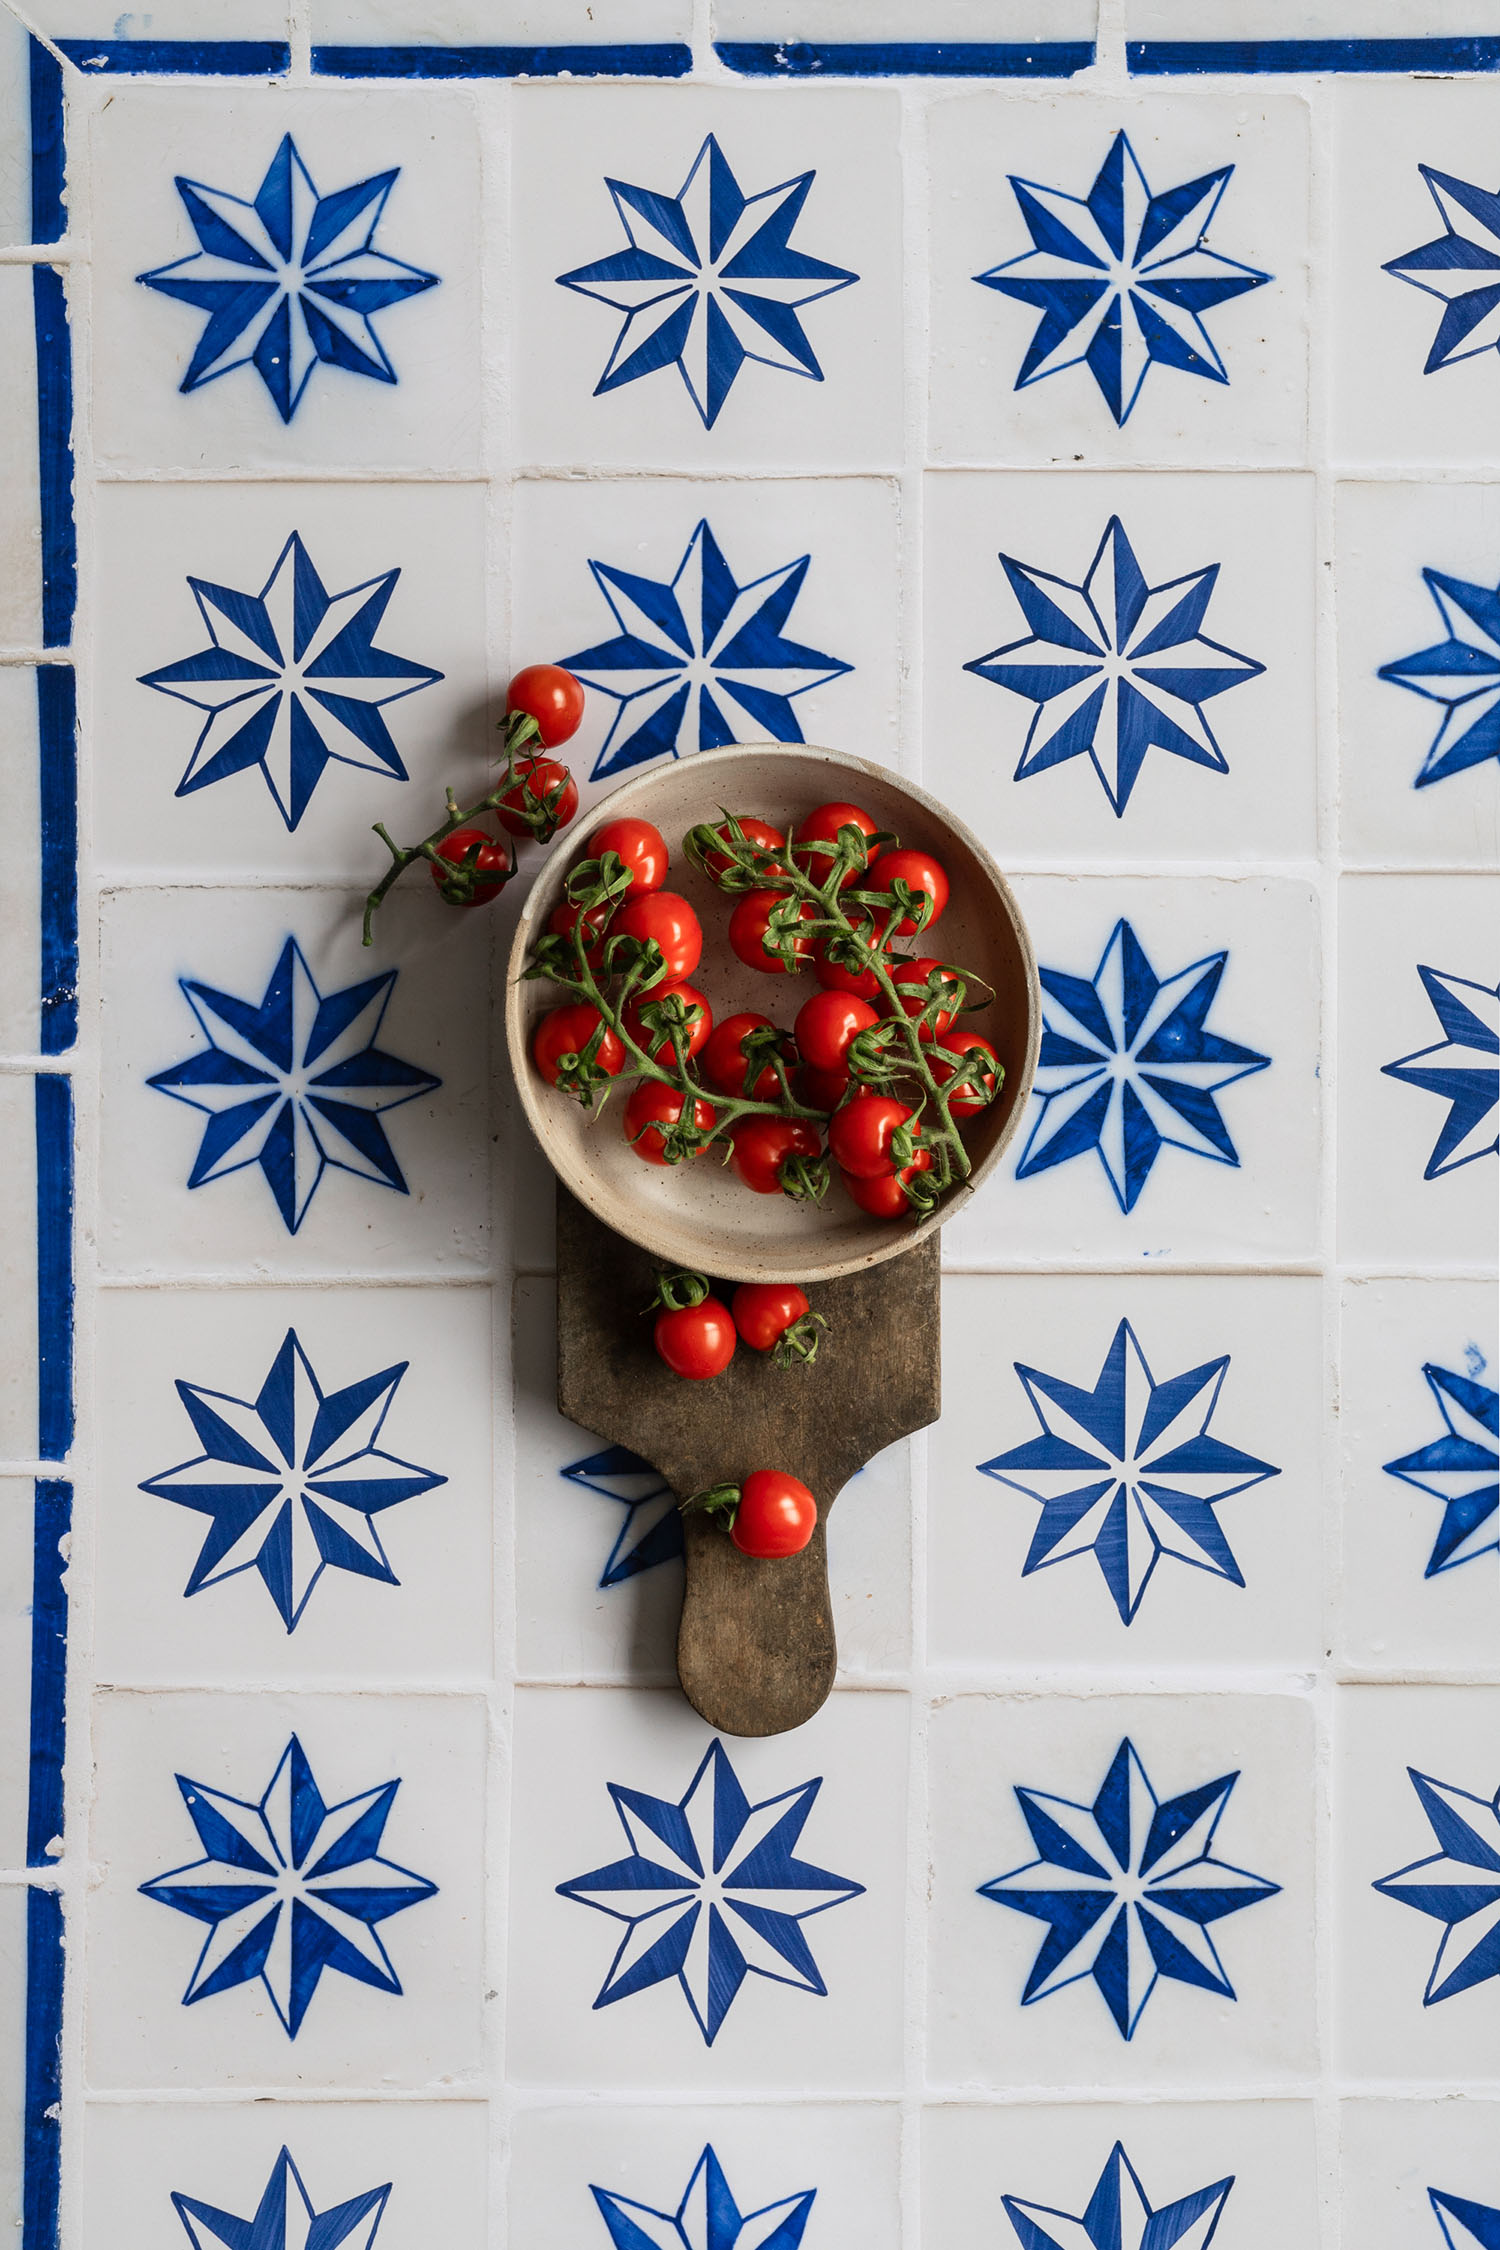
141,1734,437,2038
1382,965,1500,1180
140,531,442,831
1379,564,1500,789
138,134,438,423
593,2143,815,2250
966,516,1263,816
561,1443,684,1587
979,1736,1280,2040
978,1318,1279,1626
557,1738,863,2046
173,2147,390,2250
1384,1363,1499,1580
1431,2187,1500,2250
1018,919,1271,1213
556,134,858,429
1002,2140,1234,2250
1373,1765,1500,2007
141,1328,445,1633
1384,165,1500,380
975,130,1270,427
148,936,441,1235
560,519,851,781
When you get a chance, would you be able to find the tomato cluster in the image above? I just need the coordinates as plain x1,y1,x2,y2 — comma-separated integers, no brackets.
649,1269,827,1382
425,665,586,914
528,788,1003,1222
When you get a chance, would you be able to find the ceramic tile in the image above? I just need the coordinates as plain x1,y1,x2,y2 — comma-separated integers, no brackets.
1341,2097,1500,2250
0,1077,41,1463
923,470,1318,864
1335,1683,1500,2087
1129,0,1493,39
23,1,291,38
90,88,481,475
0,14,33,250
93,482,491,883
507,1685,908,2090
0,1480,67,1870
946,874,1322,1267
510,2100,901,2246
0,1882,62,2243
0,266,41,649
86,1688,487,2088
926,91,1311,470
1,666,76,1061
1336,874,1498,1270
922,2099,1318,2250
92,1285,494,1686
714,0,1094,40
512,1275,912,1684
97,887,491,1279
1339,1278,1497,1675
83,2097,488,2250
1334,81,1500,472
313,0,690,41
510,84,904,472
1336,481,1500,872
509,473,903,817
929,1274,1325,1673
927,1691,1316,2091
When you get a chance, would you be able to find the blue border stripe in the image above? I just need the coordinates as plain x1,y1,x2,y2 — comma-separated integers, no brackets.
33,1077,72,1465
717,38,1093,75
35,669,77,1059
1128,35,1500,72
26,1484,69,1869
31,270,75,652
312,41,691,77
56,37,289,74
27,40,64,245
22,1888,62,2250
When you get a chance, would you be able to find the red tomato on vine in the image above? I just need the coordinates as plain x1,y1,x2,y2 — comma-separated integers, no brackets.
589,817,669,895
613,891,704,982
506,664,585,746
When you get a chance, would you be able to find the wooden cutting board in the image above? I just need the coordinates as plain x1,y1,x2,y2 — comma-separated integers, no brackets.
555,1184,941,1737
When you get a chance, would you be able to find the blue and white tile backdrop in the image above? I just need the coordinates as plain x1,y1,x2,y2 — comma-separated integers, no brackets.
0,6,1495,2248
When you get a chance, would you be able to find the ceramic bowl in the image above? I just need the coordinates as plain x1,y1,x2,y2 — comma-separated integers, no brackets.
505,744,1040,1285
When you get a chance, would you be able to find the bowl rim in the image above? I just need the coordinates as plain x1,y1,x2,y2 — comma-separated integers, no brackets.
504,743,1041,1283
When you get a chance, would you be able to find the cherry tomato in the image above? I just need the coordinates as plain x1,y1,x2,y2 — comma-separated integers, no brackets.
840,1144,933,1217
701,1012,795,1101
798,1063,850,1112
655,1298,736,1381
827,1093,915,1179
813,937,888,1004
532,1003,624,1087
728,890,817,974
932,1029,1001,1119
624,1081,717,1165
507,663,586,746
869,848,949,938
547,897,610,969
891,956,962,1038
730,1115,823,1196
496,755,578,838
588,817,669,895
731,1283,810,1354
794,988,879,1074
731,1470,817,1558
704,815,785,882
429,824,511,906
613,890,704,982
623,979,712,1065
792,801,881,890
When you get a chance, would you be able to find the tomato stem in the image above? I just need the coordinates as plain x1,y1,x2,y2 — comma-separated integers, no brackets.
361,706,543,945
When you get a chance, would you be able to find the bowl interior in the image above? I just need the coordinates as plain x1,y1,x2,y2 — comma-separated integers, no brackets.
505,745,1039,1285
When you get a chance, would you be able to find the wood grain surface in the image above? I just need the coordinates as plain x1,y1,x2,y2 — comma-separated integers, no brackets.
555,1183,941,1737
